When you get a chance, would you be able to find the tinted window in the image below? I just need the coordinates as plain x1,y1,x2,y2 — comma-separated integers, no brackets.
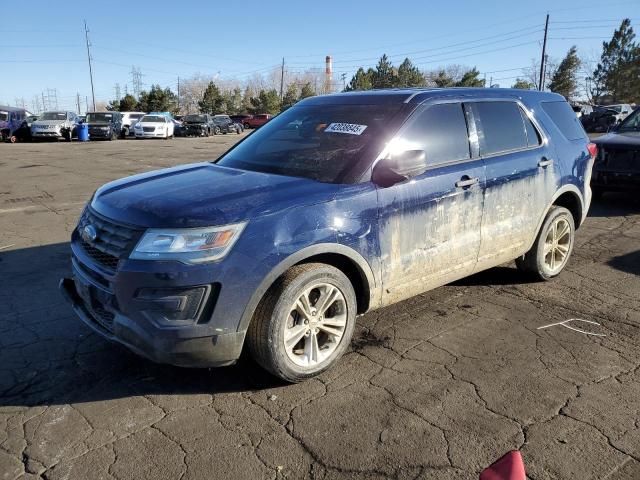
521,109,541,147
395,103,470,166
472,102,528,155
541,101,586,141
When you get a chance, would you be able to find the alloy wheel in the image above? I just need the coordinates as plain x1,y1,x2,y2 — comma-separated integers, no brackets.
543,217,572,274
283,283,347,367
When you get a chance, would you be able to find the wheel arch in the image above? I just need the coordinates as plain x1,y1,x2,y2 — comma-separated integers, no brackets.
236,243,377,333
526,185,585,252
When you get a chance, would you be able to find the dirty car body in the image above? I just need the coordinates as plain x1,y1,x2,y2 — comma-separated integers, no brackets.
61,88,594,379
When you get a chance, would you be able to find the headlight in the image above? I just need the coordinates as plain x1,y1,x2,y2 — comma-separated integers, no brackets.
130,223,247,263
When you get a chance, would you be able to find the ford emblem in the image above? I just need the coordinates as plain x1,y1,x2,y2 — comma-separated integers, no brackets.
82,224,98,243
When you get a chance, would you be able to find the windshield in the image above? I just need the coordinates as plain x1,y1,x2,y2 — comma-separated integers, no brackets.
618,108,640,131
217,104,402,183
184,115,206,123
130,114,144,120
608,105,622,113
140,115,165,123
40,112,67,121
86,113,114,123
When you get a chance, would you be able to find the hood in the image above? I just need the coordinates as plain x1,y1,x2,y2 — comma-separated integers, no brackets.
91,163,341,228
594,131,640,149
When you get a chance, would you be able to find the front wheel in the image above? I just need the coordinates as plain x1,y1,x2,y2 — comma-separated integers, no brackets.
214,126,221,135
516,206,575,281
247,263,356,383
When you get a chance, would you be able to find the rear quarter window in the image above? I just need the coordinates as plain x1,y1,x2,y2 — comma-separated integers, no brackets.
541,101,586,141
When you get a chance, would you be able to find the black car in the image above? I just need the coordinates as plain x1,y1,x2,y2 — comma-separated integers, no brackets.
592,107,640,198
581,106,619,133
182,114,214,137
212,115,241,134
85,112,123,140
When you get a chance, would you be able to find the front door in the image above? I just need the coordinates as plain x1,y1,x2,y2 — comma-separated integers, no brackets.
376,101,485,305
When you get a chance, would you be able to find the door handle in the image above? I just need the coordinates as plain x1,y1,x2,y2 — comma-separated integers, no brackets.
455,177,479,188
538,158,552,168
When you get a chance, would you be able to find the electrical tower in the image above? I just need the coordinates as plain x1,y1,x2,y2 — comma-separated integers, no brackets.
42,89,58,111
114,83,121,101
130,67,143,98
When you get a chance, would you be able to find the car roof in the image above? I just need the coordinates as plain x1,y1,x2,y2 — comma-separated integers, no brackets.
299,87,565,106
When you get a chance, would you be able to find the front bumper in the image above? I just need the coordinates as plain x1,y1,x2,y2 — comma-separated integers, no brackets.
134,130,164,138
88,128,112,139
60,235,246,367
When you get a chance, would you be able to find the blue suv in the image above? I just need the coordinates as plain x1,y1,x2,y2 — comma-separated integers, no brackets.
60,88,596,382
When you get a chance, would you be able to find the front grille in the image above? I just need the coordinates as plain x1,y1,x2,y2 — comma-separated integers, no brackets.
143,126,154,132
77,208,143,272
80,239,120,271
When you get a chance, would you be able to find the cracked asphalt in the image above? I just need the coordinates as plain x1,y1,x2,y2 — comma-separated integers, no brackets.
1,136,639,480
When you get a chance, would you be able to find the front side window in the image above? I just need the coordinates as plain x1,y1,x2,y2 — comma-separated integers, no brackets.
217,103,402,183
471,101,529,156
390,103,470,167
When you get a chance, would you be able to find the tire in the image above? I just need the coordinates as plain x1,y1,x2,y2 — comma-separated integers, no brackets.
204,128,209,137
121,127,128,139
65,129,72,142
247,263,357,383
243,122,250,129
164,128,169,140
214,126,221,135
9,135,17,143
516,206,575,281
109,129,116,141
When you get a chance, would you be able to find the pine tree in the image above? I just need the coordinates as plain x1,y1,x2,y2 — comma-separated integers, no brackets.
281,84,299,110
433,70,455,87
249,89,281,114
592,19,640,103
345,67,373,91
198,82,224,114
456,68,485,87
512,78,535,90
137,85,178,114
549,46,581,100
371,54,396,88
396,58,425,87
299,82,315,99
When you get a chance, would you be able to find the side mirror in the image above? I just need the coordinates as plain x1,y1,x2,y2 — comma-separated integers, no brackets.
372,150,427,187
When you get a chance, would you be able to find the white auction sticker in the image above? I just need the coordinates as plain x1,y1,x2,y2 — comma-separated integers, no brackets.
324,123,367,135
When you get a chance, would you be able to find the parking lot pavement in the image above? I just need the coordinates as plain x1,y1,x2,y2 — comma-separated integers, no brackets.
1,136,639,480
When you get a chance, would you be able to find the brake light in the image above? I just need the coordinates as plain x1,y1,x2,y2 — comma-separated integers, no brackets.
587,142,598,159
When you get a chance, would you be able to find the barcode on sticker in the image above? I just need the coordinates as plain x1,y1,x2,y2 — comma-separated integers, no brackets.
324,123,367,135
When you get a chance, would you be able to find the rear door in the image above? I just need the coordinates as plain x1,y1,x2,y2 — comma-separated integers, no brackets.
377,101,486,304
468,100,553,270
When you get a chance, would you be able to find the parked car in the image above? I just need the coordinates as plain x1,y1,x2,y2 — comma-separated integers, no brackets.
230,114,252,128
572,104,593,118
212,114,241,134
606,104,633,123
172,119,185,137
120,111,146,137
182,114,215,136
31,111,78,141
85,112,123,141
25,114,39,127
133,114,174,139
0,106,30,142
581,106,619,133
591,106,640,198
60,88,595,382
242,113,272,129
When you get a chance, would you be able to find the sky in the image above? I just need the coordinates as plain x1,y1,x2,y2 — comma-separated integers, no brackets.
1,0,638,112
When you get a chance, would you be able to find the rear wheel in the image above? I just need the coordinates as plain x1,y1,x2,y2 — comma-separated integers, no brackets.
247,263,356,383
516,206,575,281
214,126,221,135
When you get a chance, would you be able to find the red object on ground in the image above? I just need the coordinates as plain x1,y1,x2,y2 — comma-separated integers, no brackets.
480,451,526,480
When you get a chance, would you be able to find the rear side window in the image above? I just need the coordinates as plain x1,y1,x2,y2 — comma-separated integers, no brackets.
541,101,585,141
471,101,528,156
397,103,470,167
521,110,541,147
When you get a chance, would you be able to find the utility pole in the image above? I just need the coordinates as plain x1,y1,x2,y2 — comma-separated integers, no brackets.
279,57,285,100
341,73,347,91
538,13,550,91
542,54,549,91
177,76,180,113
84,20,96,111
76,93,81,114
